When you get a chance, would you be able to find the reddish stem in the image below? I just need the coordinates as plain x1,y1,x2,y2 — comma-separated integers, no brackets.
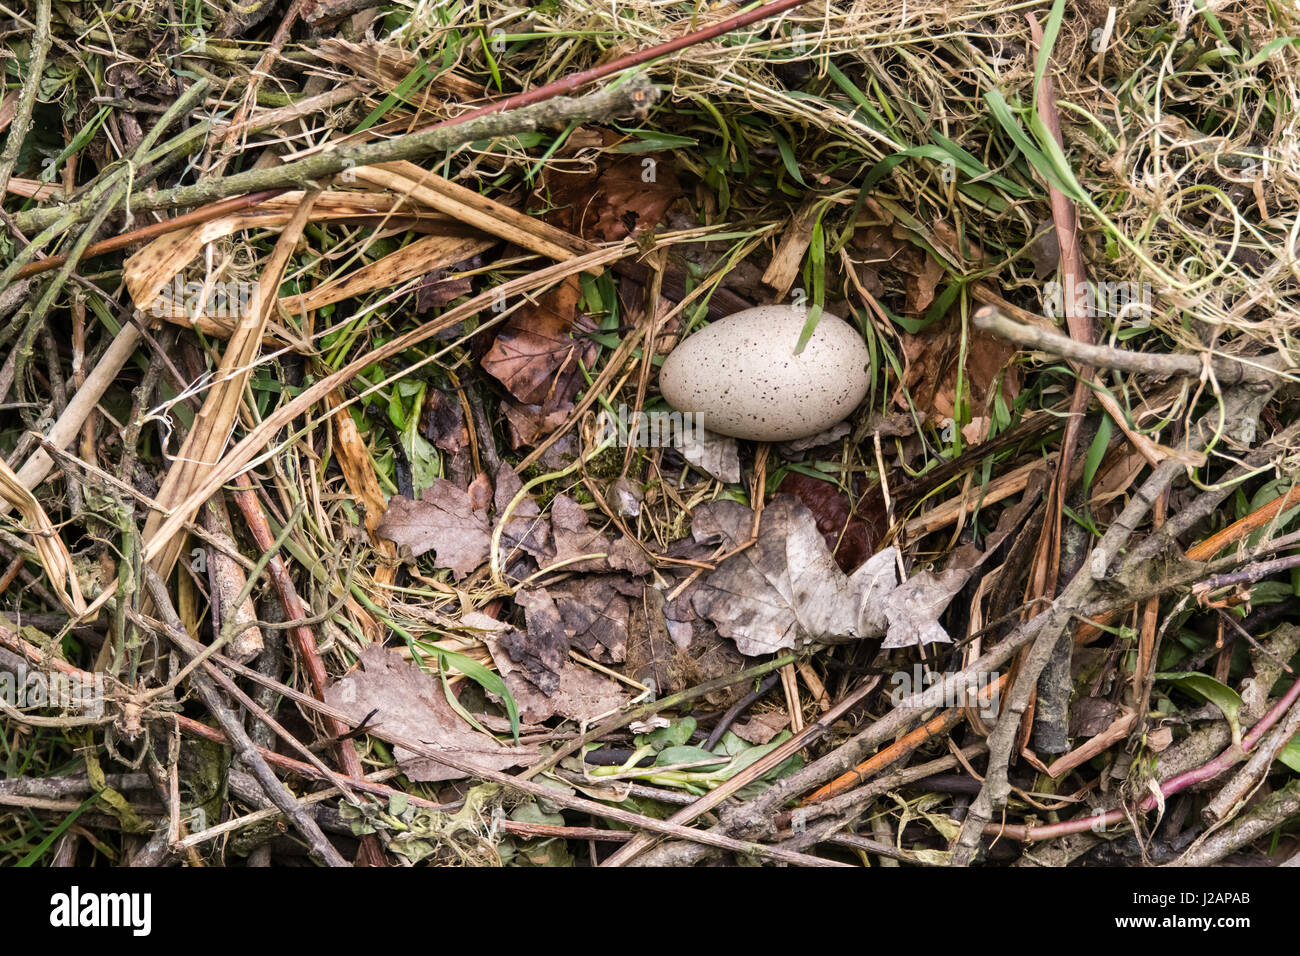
229,472,387,867
15,190,289,279
425,0,814,130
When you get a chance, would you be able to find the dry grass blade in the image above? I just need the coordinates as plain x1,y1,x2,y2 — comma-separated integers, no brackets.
0,457,85,616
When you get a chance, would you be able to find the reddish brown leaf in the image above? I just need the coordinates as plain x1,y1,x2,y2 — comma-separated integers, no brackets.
467,471,492,512
416,274,473,312
776,472,879,573
500,397,571,450
481,276,593,406
893,318,1020,441
540,134,682,242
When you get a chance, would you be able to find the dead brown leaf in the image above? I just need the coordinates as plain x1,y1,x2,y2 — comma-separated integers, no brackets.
732,711,789,745
549,576,633,664
376,479,490,579
324,644,537,782
550,495,650,576
481,276,589,406
540,133,682,242
493,464,551,566
500,588,569,694
420,387,469,454
484,631,627,724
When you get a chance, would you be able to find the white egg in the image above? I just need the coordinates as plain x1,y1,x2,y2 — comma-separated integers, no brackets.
659,305,870,442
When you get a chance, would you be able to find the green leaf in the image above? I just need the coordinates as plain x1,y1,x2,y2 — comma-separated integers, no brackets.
823,61,892,133
1082,414,1113,500
857,139,1028,198
772,129,807,186
795,215,827,354
639,717,695,751
611,130,699,152
655,745,726,770
16,793,97,867
438,647,520,743
984,90,1084,200
1030,0,1068,114
1278,734,1300,774
1239,36,1300,68
1157,672,1243,746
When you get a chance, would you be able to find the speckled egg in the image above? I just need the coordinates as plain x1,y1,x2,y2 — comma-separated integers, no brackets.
658,305,869,442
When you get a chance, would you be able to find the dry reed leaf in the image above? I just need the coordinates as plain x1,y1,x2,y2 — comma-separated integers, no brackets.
352,161,597,270
123,190,449,313
326,391,389,538
286,233,493,316
140,194,321,589
0,89,16,133
125,193,480,345
0,457,85,616
761,196,819,297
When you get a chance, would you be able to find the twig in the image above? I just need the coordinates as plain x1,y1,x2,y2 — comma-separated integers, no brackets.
412,0,815,131
601,676,880,866
15,78,657,233
14,190,288,279
974,306,1284,385
229,472,388,868
1168,780,1300,866
520,653,799,779
704,673,781,751
0,0,51,201
140,566,349,866
1203,686,1300,824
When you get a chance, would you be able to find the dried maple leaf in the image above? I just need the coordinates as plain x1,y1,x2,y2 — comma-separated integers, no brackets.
324,645,537,782
500,397,571,450
467,472,492,512
493,464,551,565
732,711,789,745
626,583,748,705
878,487,1041,648
906,253,946,315
894,318,1020,440
376,479,490,579
689,496,898,656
